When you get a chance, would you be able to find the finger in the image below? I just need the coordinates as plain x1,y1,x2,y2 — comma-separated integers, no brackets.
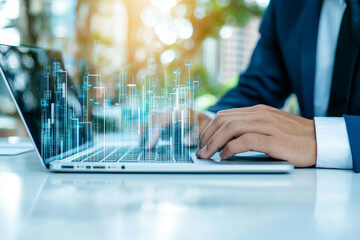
151,107,173,128
143,126,160,150
217,105,301,125
199,111,261,149
219,133,273,159
199,104,298,149
183,128,199,147
140,109,170,149
142,106,195,149
198,120,274,159
152,105,197,128
198,113,212,136
183,113,212,147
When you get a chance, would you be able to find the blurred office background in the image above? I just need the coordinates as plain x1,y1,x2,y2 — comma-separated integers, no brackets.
0,0,275,138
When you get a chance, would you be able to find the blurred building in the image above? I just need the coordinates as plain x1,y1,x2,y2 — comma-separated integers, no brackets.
219,18,261,82
202,18,261,84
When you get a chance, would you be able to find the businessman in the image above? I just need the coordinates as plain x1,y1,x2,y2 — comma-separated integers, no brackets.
148,0,360,172
193,0,360,172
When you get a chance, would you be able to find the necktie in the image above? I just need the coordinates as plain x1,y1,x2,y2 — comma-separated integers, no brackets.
327,0,360,117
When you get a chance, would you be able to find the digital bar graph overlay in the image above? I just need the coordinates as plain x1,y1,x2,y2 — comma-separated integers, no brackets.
40,51,199,163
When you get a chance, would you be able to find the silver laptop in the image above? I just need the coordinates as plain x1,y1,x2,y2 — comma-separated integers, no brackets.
0,44,294,173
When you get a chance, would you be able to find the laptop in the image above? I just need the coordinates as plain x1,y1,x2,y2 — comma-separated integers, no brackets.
0,44,294,173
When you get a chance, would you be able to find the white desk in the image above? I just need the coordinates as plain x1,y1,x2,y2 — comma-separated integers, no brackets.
0,152,359,240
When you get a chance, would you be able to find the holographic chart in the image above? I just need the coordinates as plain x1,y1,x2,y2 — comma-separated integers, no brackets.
40,44,199,163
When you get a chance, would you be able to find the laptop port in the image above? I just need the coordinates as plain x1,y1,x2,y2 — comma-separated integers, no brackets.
61,165,74,169
93,166,105,169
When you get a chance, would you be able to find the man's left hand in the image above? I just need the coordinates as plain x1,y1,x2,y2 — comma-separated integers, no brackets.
197,105,317,167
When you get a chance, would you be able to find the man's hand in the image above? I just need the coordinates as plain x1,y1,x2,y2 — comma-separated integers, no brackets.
185,112,212,146
143,106,212,149
197,105,317,168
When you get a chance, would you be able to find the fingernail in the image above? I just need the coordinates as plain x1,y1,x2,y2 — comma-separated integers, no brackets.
198,146,207,158
220,151,228,159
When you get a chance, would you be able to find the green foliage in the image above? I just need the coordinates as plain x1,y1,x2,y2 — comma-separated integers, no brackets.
184,0,264,41
193,64,238,98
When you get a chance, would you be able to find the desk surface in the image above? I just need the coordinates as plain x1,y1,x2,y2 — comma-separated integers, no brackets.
0,152,359,240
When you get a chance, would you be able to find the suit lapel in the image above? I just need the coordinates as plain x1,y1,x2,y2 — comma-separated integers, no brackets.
300,0,323,118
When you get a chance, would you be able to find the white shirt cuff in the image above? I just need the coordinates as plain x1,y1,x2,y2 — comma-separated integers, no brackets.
314,117,353,169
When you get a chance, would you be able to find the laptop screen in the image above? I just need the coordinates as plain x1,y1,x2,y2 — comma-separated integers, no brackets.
0,44,91,165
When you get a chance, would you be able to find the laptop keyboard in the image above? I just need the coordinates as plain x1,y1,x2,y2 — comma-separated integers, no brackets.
71,146,193,163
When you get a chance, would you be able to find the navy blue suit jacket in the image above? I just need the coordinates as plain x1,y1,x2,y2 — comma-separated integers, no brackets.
208,0,360,172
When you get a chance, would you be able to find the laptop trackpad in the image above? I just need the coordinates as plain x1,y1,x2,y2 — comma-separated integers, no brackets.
210,151,269,161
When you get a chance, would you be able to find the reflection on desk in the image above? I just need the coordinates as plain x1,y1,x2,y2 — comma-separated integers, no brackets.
0,152,359,240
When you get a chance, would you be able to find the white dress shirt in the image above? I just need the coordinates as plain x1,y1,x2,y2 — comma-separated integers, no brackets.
205,0,354,170
314,0,353,169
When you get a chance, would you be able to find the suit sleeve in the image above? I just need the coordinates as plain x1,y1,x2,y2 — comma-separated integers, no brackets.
208,0,292,113
344,115,360,173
